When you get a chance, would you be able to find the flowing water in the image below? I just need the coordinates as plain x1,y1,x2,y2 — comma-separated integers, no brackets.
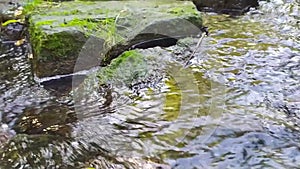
0,0,299,168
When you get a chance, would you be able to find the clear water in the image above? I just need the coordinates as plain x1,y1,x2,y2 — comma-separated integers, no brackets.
0,0,299,168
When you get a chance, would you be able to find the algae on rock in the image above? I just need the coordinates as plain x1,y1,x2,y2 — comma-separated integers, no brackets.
96,50,148,87
27,0,203,77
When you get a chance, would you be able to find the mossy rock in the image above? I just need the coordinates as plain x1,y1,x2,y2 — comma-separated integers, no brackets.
97,50,148,86
27,0,202,78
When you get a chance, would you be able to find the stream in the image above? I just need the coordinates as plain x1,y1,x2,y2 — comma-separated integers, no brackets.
0,0,299,168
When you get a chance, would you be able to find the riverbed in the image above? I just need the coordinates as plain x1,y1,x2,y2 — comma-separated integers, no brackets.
0,0,299,168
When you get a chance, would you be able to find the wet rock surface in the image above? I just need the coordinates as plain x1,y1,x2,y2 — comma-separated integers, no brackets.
28,0,202,78
192,0,259,15
0,0,299,168
0,0,22,22
0,22,26,41
12,104,74,136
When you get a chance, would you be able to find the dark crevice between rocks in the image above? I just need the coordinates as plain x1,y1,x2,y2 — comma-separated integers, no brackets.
100,33,180,66
41,74,86,97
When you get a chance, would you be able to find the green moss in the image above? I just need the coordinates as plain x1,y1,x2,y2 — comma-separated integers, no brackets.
97,18,125,48
29,15,120,64
29,19,87,62
29,15,117,60
185,14,202,28
59,17,122,49
166,5,202,28
167,6,198,16
41,31,86,60
23,0,61,15
47,9,83,16
59,18,98,30
28,18,47,60
23,0,43,14
25,0,202,78
35,20,55,27
97,50,147,85
90,8,111,15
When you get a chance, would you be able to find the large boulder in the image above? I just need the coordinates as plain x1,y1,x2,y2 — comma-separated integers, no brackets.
192,0,259,15
27,0,203,78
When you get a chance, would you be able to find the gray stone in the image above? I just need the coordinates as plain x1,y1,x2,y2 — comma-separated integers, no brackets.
192,0,259,15
28,0,202,78
0,0,21,23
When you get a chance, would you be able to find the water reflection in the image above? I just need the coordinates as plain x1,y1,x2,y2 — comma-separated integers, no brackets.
0,0,299,168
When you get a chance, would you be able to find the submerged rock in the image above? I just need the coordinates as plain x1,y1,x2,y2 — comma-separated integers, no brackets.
0,134,170,168
27,0,202,78
12,104,74,137
192,0,259,15
0,21,25,41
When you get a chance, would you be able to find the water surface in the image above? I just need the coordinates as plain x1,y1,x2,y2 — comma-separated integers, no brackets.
0,0,299,168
